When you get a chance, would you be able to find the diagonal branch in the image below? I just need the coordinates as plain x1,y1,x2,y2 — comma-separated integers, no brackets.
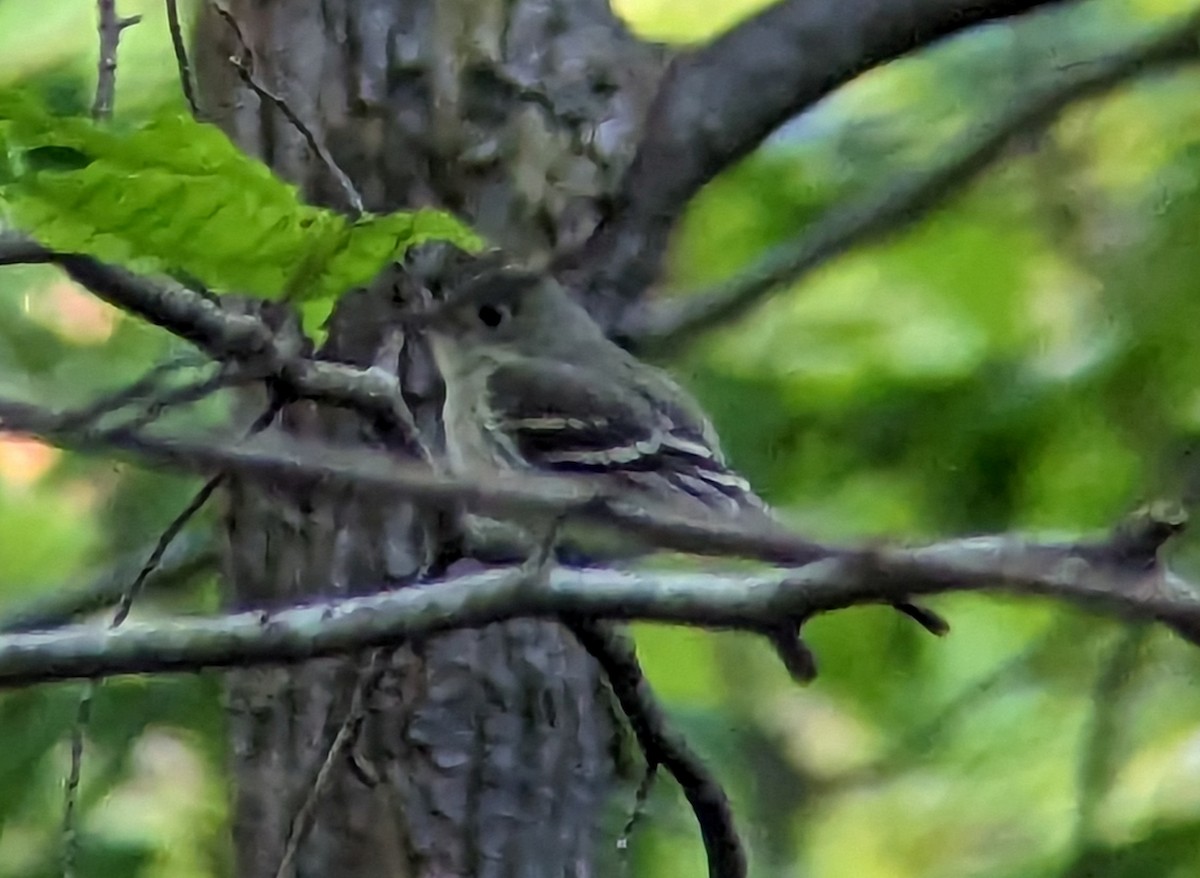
49,352,211,432
0,535,215,634
0,239,418,436
569,619,747,878
564,0,1072,320
0,397,834,566
166,0,201,117
0,506,1193,687
625,7,1200,349
2,398,1195,601
211,1,364,217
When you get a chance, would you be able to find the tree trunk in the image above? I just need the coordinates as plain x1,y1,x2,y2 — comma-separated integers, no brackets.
191,2,664,876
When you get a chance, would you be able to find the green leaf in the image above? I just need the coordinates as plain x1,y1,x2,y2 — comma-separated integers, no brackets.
0,95,483,340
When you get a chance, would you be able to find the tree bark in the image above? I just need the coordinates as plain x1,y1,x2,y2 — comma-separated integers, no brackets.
191,2,662,876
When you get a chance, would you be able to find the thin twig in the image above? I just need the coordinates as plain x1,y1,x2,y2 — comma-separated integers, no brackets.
227,57,364,216
52,354,216,433
1071,626,1148,851
618,764,658,858
111,396,283,629
166,0,201,117
60,681,93,878
627,8,1200,350
111,476,225,627
58,481,220,878
274,651,387,878
0,535,215,634
3,400,1193,585
58,397,280,877
111,370,256,433
207,1,247,50
0,402,837,566
90,0,142,122
211,2,364,216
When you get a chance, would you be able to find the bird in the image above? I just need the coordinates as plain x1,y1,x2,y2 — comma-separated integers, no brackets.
423,267,767,525
417,262,946,673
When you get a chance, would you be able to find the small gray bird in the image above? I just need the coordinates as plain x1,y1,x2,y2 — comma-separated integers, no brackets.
425,268,767,531
421,265,943,649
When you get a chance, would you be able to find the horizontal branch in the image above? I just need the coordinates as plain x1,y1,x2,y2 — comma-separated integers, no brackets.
0,397,834,566
626,7,1200,348
0,508,1194,686
567,0,1070,320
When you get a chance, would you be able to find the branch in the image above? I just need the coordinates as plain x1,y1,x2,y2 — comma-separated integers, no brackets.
166,0,201,117
0,508,1194,686
625,8,1200,348
1070,627,1147,851
0,238,417,436
564,0,1071,319
569,619,747,878
3,398,1195,605
212,1,364,216
91,0,142,122
0,534,215,634
49,352,211,432
0,398,834,566
274,651,386,878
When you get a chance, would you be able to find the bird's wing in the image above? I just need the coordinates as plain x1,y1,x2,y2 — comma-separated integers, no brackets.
484,358,764,515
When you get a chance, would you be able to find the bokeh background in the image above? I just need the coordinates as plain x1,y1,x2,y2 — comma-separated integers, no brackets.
4,1,1200,875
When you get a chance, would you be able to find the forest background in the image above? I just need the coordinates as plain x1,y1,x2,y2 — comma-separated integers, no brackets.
3,1,1200,876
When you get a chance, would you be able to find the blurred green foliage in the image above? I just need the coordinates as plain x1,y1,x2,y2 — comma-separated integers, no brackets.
2,1,1200,877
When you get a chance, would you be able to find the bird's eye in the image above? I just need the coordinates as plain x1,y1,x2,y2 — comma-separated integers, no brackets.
477,303,508,328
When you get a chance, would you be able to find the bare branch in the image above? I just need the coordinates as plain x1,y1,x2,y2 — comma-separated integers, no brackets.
49,352,210,432
2,399,1192,606
108,398,282,630
57,370,244,868
569,620,747,878
91,0,142,122
1071,627,1147,851
0,508,1193,687
52,355,239,876
166,0,201,117
565,0,1072,319
0,239,419,438
0,398,833,566
275,652,387,878
112,478,224,627
626,8,1200,348
0,241,271,350
60,685,92,878
0,536,214,635
55,394,281,867
212,2,364,216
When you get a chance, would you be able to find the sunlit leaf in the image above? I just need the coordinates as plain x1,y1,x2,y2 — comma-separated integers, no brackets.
0,97,482,340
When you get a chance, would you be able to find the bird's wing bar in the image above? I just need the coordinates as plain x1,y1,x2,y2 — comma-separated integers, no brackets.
485,359,761,512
